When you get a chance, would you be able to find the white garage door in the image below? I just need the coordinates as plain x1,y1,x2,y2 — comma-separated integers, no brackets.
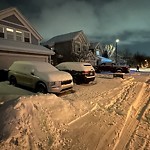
0,53,48,70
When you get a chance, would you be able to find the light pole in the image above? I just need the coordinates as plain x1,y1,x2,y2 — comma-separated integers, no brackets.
115,39,119,64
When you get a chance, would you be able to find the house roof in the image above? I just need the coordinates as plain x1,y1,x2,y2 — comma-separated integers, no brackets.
0,7,42,40
0,38,55,55
89,42,103,49
44,30,87,46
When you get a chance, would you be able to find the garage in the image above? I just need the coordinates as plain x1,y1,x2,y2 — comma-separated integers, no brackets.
0,38,55,70
0,38,55,81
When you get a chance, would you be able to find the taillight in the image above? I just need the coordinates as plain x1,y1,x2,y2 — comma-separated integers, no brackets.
82,71,89,75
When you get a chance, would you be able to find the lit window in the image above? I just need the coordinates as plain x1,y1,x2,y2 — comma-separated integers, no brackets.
24,32,30,43
0,26,4,38
6,28,13,32
6,28,14,40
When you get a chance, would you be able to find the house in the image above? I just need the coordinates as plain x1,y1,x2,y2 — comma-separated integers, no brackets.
0,7,55,72
89,42,104,65
89,42,103,56
43,30,91,65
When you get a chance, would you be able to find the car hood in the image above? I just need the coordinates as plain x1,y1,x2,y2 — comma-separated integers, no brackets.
37,71,73,82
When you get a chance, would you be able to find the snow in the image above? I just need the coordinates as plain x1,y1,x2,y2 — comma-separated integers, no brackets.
9,61,73,81
56,62,95,71
0,70,149,149
0,38,55,55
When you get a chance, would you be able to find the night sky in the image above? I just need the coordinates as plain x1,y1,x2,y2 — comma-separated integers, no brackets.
1,0,150,56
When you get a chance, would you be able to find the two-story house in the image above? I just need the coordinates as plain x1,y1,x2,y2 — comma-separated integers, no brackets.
43,30,92,65
0,7,54,74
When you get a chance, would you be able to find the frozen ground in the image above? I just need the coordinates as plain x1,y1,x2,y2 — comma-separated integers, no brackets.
0,69,149,150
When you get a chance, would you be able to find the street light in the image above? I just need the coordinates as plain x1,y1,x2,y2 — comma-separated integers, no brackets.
115,39,119,64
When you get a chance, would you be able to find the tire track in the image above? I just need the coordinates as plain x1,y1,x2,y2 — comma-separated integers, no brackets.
112,82,149,150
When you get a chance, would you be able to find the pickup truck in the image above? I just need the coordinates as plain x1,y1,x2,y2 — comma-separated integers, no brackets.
94,63,130,73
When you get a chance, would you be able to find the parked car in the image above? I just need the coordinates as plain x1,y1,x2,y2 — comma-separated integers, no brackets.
94,62,130,73
56,62,95,84
8,61,73,94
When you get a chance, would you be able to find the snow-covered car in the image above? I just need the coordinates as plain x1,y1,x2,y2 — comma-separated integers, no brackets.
8,61,73,94
56,62,95,84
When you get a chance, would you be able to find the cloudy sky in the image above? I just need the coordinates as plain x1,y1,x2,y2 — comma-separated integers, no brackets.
1,0,150,56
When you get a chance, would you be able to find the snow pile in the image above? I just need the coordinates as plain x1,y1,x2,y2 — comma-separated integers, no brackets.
0,93,94,149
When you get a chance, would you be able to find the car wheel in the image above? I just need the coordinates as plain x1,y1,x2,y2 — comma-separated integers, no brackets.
36,82,47,94
9,76,17,86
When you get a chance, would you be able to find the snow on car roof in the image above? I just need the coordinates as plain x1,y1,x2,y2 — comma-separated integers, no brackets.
56,62,94,71
12,61,58,72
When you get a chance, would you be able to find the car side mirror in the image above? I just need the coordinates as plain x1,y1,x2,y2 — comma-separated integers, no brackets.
31,69,35,75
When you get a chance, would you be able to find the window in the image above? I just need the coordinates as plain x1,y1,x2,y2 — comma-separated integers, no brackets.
24,32,30,43
16,30,23,41
0,26,4,38
0,26,31,43
74,42,81,52
6,28,14,40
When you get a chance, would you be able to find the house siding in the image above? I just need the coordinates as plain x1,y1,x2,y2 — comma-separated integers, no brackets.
3,14,24,26
31,34,39,45
0,20,29,31
0,7,54,74
54,41,73,61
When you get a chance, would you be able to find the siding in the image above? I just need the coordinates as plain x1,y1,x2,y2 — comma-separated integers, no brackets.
31,34,39,45
55,41,73,61
3,14,24,26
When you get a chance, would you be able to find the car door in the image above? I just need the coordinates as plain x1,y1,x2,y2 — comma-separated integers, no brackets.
19,65,35,87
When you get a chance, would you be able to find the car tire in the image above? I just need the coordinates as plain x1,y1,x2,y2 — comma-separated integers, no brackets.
36,82,47,94
9,76,17,86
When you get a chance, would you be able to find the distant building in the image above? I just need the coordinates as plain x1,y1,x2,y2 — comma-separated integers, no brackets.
0,7,54,71
43,30,98,66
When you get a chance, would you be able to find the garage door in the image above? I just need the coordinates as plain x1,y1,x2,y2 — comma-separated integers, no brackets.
0,53,48,70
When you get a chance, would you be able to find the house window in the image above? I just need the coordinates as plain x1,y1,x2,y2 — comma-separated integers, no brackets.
6,28,14,40
16,30,23,41
24,32,30,43
74,42,81,52
0,26,4,38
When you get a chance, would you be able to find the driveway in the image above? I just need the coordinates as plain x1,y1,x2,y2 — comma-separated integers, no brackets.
0,81,34,103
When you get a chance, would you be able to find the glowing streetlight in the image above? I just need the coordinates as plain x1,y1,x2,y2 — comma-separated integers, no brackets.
115,39,119,64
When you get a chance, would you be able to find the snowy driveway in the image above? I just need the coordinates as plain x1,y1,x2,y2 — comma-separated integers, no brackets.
0,81,34,103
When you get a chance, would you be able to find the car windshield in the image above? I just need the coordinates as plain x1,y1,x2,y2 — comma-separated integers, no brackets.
34,62,58,72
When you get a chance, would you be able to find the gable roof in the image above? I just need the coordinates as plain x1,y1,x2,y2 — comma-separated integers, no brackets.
44,30,88,46
89,42,103,50
0,7,42,40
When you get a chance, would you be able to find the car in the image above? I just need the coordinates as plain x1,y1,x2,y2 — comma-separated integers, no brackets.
8,61,73,94
94,62,130,73
56,62,95,84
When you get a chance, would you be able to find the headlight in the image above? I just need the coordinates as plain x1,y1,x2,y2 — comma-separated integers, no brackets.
49,81,61,86
49,82,55,86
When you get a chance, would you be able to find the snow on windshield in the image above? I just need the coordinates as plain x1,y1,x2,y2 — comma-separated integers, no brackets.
34,62,58,72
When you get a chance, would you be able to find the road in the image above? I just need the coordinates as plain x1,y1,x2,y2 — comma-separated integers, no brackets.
60,73,150,150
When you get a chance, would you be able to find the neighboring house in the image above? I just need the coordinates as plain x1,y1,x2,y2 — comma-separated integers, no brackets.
0,7,54,72
43,30,91,65
89,42,103,56
89,42,104,65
